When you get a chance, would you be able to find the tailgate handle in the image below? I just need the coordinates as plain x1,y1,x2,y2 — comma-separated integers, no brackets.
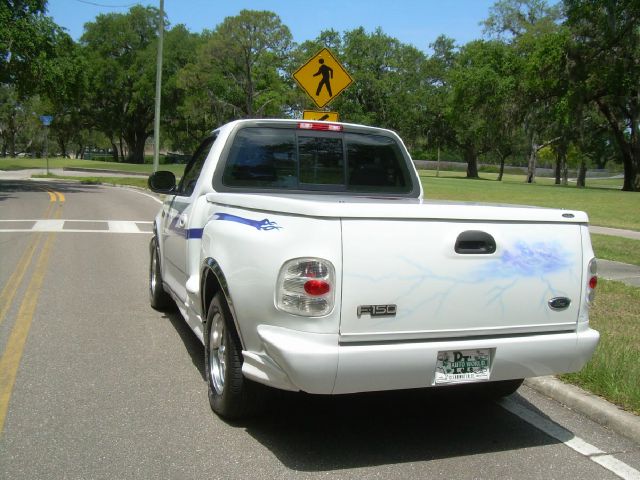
455,231,496,254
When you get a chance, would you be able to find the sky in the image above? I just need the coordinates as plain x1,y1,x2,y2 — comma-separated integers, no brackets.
47,0,500,51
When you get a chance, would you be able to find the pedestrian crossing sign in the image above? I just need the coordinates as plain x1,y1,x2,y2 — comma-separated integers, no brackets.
293,48,353,108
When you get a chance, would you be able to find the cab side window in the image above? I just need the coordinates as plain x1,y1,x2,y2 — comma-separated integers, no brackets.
176,134,216,196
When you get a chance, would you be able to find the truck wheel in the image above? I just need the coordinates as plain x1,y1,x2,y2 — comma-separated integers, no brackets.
204,293,261,419
149,237,173,311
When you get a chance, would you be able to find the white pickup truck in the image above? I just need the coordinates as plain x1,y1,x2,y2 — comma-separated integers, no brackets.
148,119,599,419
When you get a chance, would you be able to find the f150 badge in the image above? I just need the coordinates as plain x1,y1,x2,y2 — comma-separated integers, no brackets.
357,304,397,318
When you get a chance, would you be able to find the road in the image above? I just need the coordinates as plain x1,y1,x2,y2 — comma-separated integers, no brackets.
0,180,638,479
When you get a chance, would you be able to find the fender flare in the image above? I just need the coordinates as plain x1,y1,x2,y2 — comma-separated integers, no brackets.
201,258,245,349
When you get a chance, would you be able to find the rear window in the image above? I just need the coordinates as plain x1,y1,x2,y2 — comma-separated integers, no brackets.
221,127,412,194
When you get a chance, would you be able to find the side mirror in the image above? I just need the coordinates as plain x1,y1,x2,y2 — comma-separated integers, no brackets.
148,171,176,193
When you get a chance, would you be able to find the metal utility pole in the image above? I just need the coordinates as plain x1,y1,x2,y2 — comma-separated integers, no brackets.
153,0,165,173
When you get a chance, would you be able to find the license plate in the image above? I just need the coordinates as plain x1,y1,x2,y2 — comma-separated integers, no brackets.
434,349,491,384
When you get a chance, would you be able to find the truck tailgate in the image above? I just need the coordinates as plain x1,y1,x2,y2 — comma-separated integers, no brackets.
340,219,583,342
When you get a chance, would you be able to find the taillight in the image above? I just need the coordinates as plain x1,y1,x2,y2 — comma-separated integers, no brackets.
276,258,335,316
587,258,597,304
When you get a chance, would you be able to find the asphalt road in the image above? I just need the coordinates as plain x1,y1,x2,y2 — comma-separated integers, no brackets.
0,180,638,479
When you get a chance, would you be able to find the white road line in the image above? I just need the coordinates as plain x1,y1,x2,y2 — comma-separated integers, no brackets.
0,220,153,234
122,186,164,205
32,220,64,231
108,221,141,233
500,397,640,480
0,220,153,223
0,229,152,234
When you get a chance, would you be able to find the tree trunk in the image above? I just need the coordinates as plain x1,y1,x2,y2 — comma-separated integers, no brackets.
498,156,505,181
577,159,587,188
555,143,567,186
527,136,537,184
110,140,119,163
596,99,640,192
621,152,640,191
124,130,148,164
464,145,479,178
58,138,68,158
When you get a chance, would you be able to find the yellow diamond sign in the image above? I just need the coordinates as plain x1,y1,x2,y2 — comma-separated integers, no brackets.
294,48,353,109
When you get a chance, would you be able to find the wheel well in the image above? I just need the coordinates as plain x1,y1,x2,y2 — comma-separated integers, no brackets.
201,267,222,323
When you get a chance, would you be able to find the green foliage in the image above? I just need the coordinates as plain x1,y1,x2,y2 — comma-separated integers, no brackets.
591,234,640,267
561,280,640,415
565,0,640,191
81,5,162,163
177,8,292,140
2,0,640,193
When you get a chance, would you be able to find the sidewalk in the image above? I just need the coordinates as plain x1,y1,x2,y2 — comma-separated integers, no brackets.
591,225,640,241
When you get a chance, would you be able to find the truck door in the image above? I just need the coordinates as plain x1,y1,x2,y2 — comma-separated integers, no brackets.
162,136,215,302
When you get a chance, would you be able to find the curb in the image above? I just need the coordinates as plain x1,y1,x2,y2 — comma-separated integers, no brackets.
525,376,640,444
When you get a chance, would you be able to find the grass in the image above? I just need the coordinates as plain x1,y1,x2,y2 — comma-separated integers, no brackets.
0,157,185,176
591,234,640,266
561,279,640,415
419,171,638,231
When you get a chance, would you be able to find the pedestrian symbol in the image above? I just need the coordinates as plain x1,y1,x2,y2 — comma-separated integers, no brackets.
314,58,333,97
293,48,353,109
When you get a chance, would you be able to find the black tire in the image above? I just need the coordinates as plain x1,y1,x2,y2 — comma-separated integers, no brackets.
204,293,262,419
149,236,173,311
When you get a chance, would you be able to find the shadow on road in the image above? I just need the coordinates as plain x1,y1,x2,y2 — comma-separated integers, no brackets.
164,309,206,381
234,388,563,472
0,179,110,197
160,305,568,472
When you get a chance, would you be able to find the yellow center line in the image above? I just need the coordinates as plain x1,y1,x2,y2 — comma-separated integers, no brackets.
47,191,56,202
0,187,63,435
0,231,56,434
0,198,55,328
0,234,43,328
55,191,65,203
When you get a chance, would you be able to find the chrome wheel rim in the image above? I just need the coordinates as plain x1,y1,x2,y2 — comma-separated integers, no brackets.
209,312,226,395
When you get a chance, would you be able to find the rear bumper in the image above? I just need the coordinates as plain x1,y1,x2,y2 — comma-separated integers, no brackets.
241,325,600,394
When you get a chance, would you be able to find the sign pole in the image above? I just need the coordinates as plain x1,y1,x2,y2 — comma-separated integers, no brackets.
40,115,53,175
153,0,164,173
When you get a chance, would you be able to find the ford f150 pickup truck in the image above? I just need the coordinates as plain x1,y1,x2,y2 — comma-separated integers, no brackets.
148,119,599,419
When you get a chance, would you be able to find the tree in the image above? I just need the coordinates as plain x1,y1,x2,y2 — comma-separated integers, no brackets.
81,6,162,163
178,9,292,131
565,0,640,191
445,40,523,178
158,25,204,153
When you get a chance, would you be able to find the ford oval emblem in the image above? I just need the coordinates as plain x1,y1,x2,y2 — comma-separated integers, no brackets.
548,297,571,311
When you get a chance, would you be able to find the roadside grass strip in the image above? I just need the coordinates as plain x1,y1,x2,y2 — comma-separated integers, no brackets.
561,280,640,416
591,235,640,267
419,173,639,231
